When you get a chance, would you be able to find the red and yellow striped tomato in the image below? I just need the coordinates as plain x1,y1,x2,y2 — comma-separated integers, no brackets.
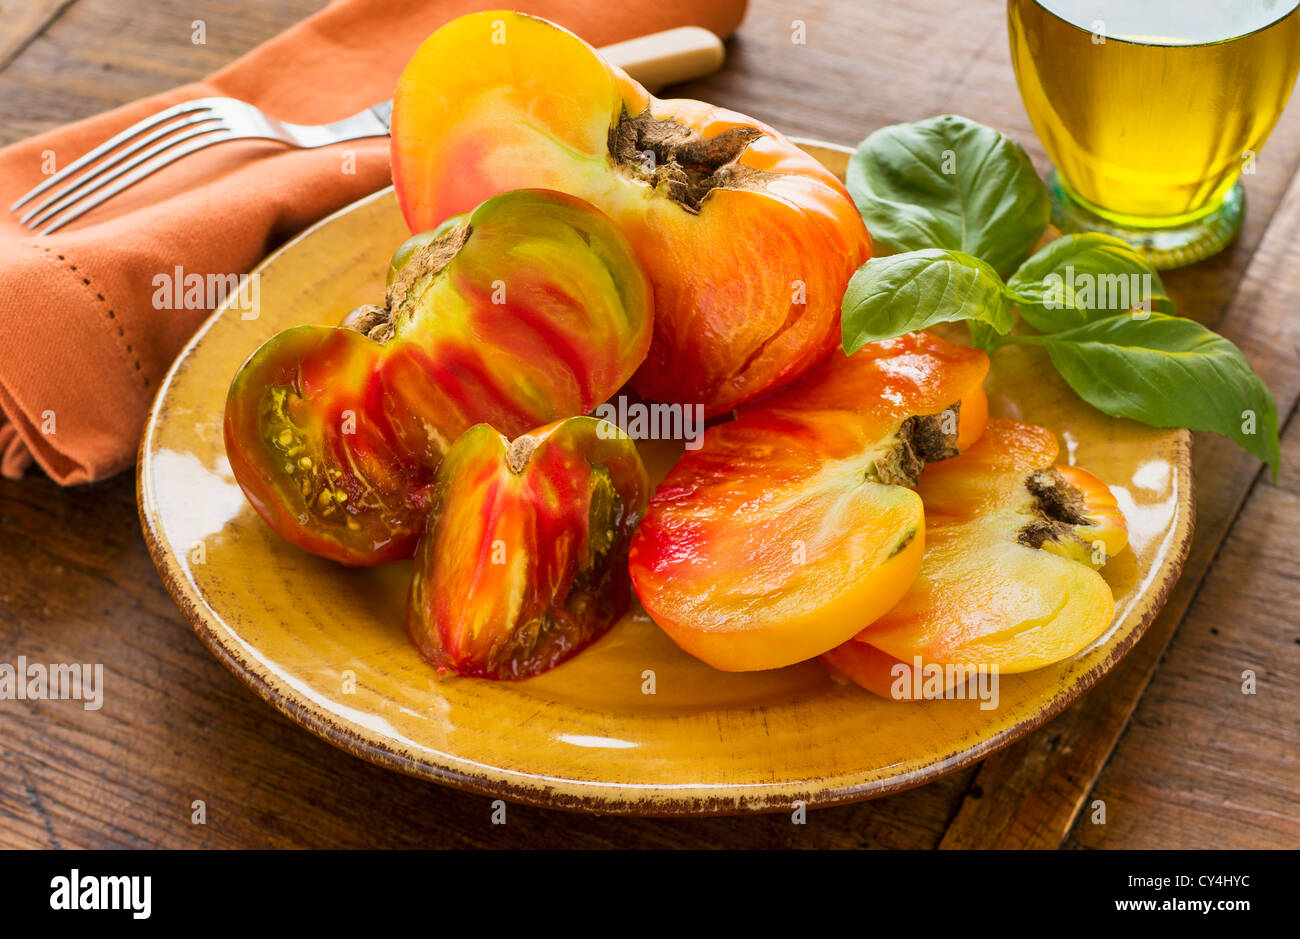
829,419,1129,689
390,10,871,417
628,331,989,671
224,189,652,565
408,416,648,680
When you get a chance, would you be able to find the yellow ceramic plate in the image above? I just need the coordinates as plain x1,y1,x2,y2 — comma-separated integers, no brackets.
138,142,1193,815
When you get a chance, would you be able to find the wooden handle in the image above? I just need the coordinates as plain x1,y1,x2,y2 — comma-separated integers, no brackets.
597,26,726,91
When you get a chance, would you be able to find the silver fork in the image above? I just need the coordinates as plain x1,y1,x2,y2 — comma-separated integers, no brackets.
9,26,725,236
12,99,393,235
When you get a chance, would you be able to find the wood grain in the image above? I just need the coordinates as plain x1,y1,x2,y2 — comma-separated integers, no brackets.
0,0,330,142
0,0,75,72
1,0,1298,848
1069,419,1300,849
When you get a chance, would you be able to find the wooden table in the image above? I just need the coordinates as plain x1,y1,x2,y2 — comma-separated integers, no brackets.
1,0,1296,849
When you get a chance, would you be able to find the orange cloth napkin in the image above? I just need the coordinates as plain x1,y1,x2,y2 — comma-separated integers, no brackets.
0,0,747,484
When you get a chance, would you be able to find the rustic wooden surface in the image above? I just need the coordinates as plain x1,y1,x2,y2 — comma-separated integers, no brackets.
0,0,1297,849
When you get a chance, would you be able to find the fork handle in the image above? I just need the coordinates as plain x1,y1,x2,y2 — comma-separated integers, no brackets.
368,26,725,131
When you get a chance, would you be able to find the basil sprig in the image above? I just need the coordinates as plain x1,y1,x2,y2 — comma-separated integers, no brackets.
842,116,1281,477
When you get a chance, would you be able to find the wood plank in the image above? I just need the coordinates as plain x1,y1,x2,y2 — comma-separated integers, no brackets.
939,155,1300,850
1067,417,1300,848
0,0,75,72
0,0,328,145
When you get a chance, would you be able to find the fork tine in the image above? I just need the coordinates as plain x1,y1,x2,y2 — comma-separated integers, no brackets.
18,112,221,226
9,99,218,212
39,134,234,235
26,124,229,230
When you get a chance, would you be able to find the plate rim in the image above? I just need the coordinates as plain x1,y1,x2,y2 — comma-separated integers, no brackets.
136,139,1196,816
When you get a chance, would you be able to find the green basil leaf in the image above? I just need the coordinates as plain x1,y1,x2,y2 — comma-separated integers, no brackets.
841,249,1013,353
1006,233,1175,330
846,114,1050,277
1034,313,1280,476
967,320,1003,356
